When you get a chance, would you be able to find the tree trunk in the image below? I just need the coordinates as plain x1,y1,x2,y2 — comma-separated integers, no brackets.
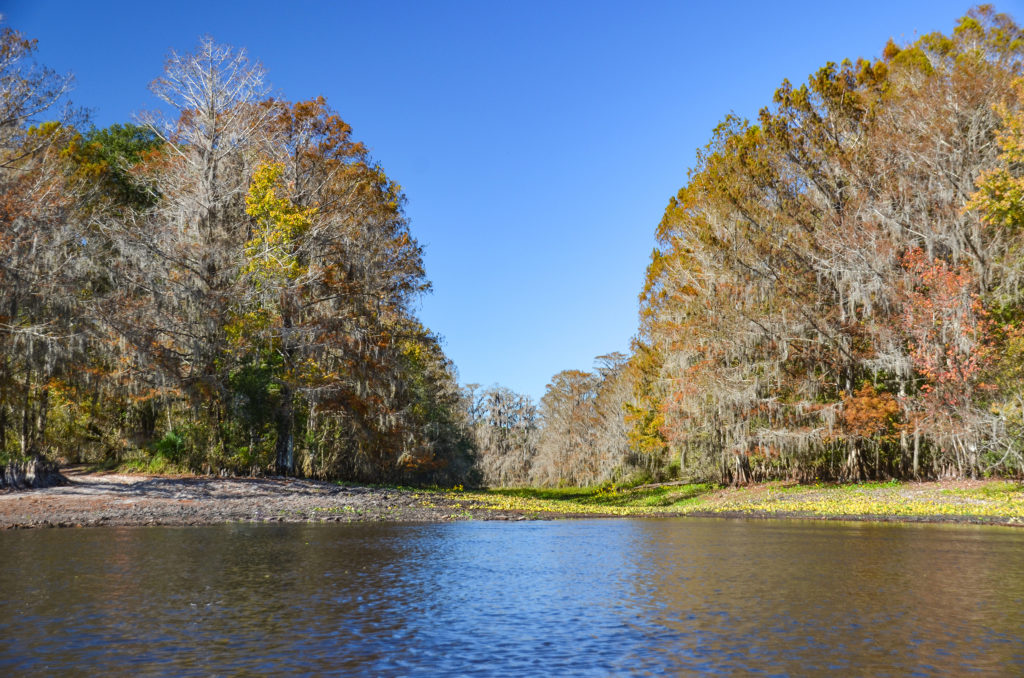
733,452,751,486
20,354,31,457
1,456,66,490
900,430,908,478
0,398,7,454
844,440,862,481
912,427,920,479
34,386,48,452
0,354,7,452
274,387,294,476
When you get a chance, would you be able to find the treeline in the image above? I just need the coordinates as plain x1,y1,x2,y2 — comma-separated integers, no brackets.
475,6,1024,486
466,353,637,487
7,7,1024,490
636,5,1024,483
0,31,474,484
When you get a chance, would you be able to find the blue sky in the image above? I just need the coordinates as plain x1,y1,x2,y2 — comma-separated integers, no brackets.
3,0,1017,400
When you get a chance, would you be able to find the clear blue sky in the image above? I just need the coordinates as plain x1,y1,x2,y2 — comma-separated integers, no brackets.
4,0,1018,401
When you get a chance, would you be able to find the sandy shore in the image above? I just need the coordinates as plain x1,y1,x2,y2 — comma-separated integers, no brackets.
0,470,525,528
3,470,1022,529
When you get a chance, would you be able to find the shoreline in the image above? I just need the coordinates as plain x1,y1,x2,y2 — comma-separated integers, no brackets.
0,471,522,529
1,471,1022,529
448,479,1024,528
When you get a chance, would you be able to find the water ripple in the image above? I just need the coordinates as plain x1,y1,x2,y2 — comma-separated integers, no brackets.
1,519,1022,675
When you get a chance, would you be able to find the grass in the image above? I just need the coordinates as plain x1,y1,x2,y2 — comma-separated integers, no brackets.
941,480,1023,499
439,479,1024,523
115,454,188,476
486,483,714,508
443,482,724,517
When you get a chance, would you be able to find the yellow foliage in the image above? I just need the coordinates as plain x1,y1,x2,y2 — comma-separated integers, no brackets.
967,79,1024,231
243,162,317,283
224,308,271,345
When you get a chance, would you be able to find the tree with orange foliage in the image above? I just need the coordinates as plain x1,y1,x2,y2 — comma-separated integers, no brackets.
632,6,1024,483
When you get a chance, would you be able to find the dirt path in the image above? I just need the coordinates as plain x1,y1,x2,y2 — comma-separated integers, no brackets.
0,471,526,528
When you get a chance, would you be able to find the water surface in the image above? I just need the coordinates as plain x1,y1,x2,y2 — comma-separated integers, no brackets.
1,519,1022,675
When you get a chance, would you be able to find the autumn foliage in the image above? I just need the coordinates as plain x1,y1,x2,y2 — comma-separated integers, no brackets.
6,8,1024,488
629,5,1024,483
0,31,473,484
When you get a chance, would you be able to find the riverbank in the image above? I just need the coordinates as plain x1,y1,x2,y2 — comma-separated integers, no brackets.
452,479,1024,526
1,471,1022,528
0,470,521,528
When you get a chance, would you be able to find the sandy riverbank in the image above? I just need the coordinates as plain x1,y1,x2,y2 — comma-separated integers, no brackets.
3,471,1022,529
0,470,524,528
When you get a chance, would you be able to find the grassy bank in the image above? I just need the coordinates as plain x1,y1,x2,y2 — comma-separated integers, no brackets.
440,479,1024,525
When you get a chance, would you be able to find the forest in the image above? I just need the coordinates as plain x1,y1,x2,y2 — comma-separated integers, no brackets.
0,31,472,484
4,6,1024,488
475,6,1024,487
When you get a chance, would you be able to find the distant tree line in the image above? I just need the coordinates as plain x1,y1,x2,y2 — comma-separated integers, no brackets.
465,353,637,487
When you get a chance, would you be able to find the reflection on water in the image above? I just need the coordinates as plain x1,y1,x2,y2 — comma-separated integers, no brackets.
1,519,1022,675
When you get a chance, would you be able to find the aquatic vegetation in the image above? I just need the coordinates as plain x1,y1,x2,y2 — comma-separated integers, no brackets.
441,480,1024,523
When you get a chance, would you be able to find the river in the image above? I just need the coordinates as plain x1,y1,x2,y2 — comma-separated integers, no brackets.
1,519,1022,675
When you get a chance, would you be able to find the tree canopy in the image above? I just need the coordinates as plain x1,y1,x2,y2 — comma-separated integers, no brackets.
0,31,472,484
5,7,1024,488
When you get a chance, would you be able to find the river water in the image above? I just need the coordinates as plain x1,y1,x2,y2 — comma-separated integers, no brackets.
1,518,1022,675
